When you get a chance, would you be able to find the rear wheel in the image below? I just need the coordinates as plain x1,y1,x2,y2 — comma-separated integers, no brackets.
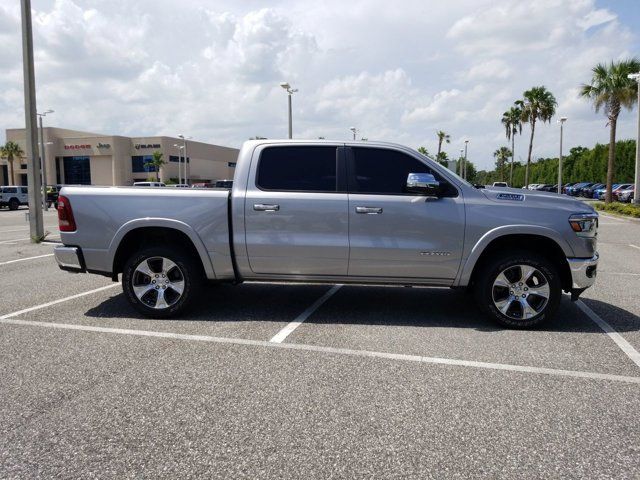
8,198,19,210
122,246,202,318
474,250,561,328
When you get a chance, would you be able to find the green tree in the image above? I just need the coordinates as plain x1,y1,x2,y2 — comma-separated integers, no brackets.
580,58,640,203
0,141,24,186
417,146,430,157
515,86,557,187
501,106,522,185
144,150,166,181
435,130,450,160
493,147,512,182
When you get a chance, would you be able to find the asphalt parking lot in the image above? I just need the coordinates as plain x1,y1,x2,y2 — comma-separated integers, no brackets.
1,206,639,478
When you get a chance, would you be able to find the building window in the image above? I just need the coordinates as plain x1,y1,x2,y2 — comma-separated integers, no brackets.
168,155,189,163
63,156,91,185
132,155,155,173
228,162,236,168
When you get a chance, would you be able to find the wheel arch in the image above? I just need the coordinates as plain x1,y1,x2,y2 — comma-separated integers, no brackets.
459,227,573,292
110,219,215,280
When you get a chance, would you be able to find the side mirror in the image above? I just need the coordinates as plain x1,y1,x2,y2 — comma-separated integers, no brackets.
406,173,440,196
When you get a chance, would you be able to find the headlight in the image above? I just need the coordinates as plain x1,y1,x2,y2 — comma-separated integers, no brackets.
569,213,598,238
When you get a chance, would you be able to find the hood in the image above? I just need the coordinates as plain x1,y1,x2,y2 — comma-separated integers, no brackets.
479,187,596,214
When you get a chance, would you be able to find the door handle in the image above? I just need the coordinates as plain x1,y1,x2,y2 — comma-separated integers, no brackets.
253,203,280,212
355,206,383,214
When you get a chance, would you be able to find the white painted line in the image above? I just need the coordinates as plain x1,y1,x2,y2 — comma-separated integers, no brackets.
270,284,342,343
0,284,120,319
630,244,640,251
0,253,54,266
1,316,639,384
577,300,640,369
0,227,59,233
0,238,29,245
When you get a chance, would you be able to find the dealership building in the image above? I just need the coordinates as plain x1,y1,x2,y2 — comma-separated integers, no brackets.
1,127,239,186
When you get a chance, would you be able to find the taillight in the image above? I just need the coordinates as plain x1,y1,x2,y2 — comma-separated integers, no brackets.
57,195,76,232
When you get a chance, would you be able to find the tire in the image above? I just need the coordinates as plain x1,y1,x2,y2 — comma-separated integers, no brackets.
474,250,561,328
122,246,203,318
8,198,19,211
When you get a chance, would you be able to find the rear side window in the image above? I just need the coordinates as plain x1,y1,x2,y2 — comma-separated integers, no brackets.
21,187,28,194
350,147,449,195
257,146,337,192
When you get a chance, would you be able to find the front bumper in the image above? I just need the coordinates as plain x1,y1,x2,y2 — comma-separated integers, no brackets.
54,245,85,273
567,252,598,290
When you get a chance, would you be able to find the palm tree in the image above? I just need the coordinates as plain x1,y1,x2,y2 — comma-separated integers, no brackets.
501,106,522,185
580,58,640,203
436,130,450,161
144,150,166,181
0,141,24,186
493,147,512,182
515,86,557,187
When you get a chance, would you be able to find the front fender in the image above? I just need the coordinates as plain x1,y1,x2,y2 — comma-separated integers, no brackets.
107,218,216,279
454,225,575,286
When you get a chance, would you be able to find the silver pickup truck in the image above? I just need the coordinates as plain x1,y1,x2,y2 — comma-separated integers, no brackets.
54,140,598,328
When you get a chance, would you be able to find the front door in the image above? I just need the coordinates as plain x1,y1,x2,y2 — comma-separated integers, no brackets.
347,146,465,280
244,144,349,276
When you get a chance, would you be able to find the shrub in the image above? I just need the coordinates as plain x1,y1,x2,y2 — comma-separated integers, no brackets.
594,201,640,218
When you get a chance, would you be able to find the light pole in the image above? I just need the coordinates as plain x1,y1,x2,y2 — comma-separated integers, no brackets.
178,135,191,185
280,82,298,139
20,0,43,241
173,144,184,184
463,140,469,180
629,73,640,204
557,117,567,194
37,109,53,210
350,126,358,140
459,149,464,177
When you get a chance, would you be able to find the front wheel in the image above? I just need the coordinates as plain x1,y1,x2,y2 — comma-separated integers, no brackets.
474,250,561,328
8,198,19,211
122,247,202,318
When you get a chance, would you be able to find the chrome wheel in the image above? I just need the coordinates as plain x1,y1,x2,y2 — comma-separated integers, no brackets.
131,256,185,309
492,264,550,320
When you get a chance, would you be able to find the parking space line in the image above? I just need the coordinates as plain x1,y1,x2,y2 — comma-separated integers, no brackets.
0,253,54,266
630,244,640,251
1,316,639,384
0,238,31,245
0,284,120,320
270,284,342,343
577,300,640,369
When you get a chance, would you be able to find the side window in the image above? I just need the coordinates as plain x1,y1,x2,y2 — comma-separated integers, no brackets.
5,187,17,194
350,147,439,195
21,187,28,194
257,146,337,192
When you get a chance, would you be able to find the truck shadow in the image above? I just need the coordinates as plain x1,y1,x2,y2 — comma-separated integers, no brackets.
84,283,639,334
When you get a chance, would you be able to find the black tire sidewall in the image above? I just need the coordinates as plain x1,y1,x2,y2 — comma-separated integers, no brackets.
122,247,200,318
9,199,19,210
475,251,561,328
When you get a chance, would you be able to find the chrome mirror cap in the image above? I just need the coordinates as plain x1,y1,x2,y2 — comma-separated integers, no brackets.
406,173,440,196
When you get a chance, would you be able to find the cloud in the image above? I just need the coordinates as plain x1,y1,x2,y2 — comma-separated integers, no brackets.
0,0,637,170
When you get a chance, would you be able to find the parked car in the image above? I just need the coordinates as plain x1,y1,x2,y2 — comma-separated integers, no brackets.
614,185,635,203
534,184,554,192
168,184,190,188
492,182,508,188
562,182,577,194
595,184,617,200
567,182,594,196
582,183,604,198
0,186,29,210
599,183,632,200
54,140,599,329
527,184,539,190
133,181,166,187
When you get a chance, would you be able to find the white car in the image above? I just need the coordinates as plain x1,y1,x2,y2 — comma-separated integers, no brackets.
0,186,29,210
133,182,166,187
492,182,508,188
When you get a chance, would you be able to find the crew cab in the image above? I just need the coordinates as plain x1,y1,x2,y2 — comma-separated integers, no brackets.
54,140,599,328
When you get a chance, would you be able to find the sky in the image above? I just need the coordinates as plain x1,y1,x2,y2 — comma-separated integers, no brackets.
0,0,638,170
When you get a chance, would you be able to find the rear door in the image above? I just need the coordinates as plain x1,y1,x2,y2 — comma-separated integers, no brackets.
346,146,465,281
244,144,349,276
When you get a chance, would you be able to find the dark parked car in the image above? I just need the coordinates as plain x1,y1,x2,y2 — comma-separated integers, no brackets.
567,182,594,196
582,183,604,198
537,184,557,192
562,182,577,194
594,184,618,200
